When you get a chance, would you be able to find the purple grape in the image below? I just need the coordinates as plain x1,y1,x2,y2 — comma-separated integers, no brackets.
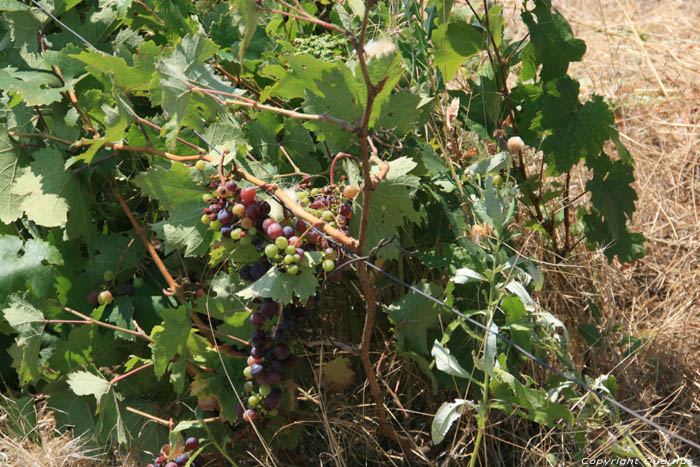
274,343,290,360
250,262,271,280
251,329,266,345
240,265,253,281
210,204,221,213
225,180,237,192
259,201,271,216
266,223,283,239
250,363,264,377
254,372,268,385
235,403,245,418
264,387,283,409
185,437,198,450
165,463,178,467
307,231,320,244
282,226,294,238
217,209,233,225
245,203,260,220
250,346,265,359
87,290,100,305
175,453,189,466
260,301,278,318
295,219,306,232
340,203,352,217
221,225,233,238
262,218,275,231
250,312,265,327
266,370,282,385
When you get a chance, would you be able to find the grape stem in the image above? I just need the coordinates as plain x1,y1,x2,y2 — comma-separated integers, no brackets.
329,152,362,186
109,361,153,386
49,303,154,343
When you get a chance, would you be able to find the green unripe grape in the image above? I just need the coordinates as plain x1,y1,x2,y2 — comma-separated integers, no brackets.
322,210,333,221
293,254,301,263
103,270,114,281
202,193,213,202
275,236,288,250
248,395,260,407
284,254,295,265
285,245,296,255
210,220,222,230
232,228,242,240
287,265,299,275
492,174,504,187
265,244,279,258
248,227,257,236
259,383,272,397
244,381,254,393
97,290,113,305
297,191,308,200
243,366,252,378
311,188,320,196
201,214,211,225
322,259,335,272
195,160,206,171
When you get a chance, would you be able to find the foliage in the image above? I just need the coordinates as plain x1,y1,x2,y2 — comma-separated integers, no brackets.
0,0,646,464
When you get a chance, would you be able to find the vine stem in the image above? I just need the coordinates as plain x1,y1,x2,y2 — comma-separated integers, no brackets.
110,361,153,386
50,303,154,343
110,176,185,301
125,406,221,427
329,152,362,185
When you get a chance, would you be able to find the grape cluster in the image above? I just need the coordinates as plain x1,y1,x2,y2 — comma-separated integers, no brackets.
146,437,200,467
237,301,307,422
86,270,140,307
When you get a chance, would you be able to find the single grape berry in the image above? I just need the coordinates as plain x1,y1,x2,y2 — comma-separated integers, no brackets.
244,381,254,392
343,185,360,198
266,223,283,239
221,225,233,238
248,394,260,407
165,462,178,467
103,270,114,281
235,403,245,418
250,363,264,377
240,187,257,204
216,185,228,197
322,259,335,272
282,226,295,238
340,203,352,218
195,160,206,171
97,290,113,305
202,193,213,202
264,244,278,258
232,203,246,217
175,453,189,466
259,383,272,397
243,409,256,422
185,437,199,451
243,366,252,378
240,217,254,229
260,301,278,318
250,313,265,327
200,214,211,225
245,203,260,220
275,236,288,250
217,209,233,225
87,290,100,306
225,180,237,192
287,265,299,275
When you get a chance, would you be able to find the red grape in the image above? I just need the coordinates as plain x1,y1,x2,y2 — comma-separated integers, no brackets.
266,223,283,239
240,187,256,204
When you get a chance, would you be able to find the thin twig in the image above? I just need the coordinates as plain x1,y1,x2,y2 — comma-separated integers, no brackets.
52,303,154,342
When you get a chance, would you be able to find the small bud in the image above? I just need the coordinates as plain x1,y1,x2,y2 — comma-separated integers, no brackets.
507,136,525,154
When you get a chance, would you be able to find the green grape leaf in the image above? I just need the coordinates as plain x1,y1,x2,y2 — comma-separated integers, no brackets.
0,235,63,304
73,51,152,91
260,54,336,101
0,67,69,106
237,256,319,304
303,67,364,123
133,161,207,210
85,233,145,279
521,0,586,81
191,349,247,422
430,22,465,83
150,305,193,378
384,283,442,355
11,148,94,239
47,391,96,440
0,125,27,223
541,79,615,174
151,201,213,257
233,0,260,61
67,371,111,402
375,92,432,136
3,295,45,384
581,210,646,264
349,157,423,259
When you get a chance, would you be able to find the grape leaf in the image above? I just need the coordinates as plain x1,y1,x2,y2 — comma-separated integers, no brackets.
237,257,319,304
521,0,586,81
150,305,192,378
349,157,423,259
0,235,63,304
430,22,465,83
73,51,152,92
3,295,45,384
151,201,213,257
0,124,27,223
133,161,207,210
540,79,615,174
384,283,442,355
67,371,111,401
0,67,69,106
11,148,94,238
85,233,145,280
303,67,364,123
